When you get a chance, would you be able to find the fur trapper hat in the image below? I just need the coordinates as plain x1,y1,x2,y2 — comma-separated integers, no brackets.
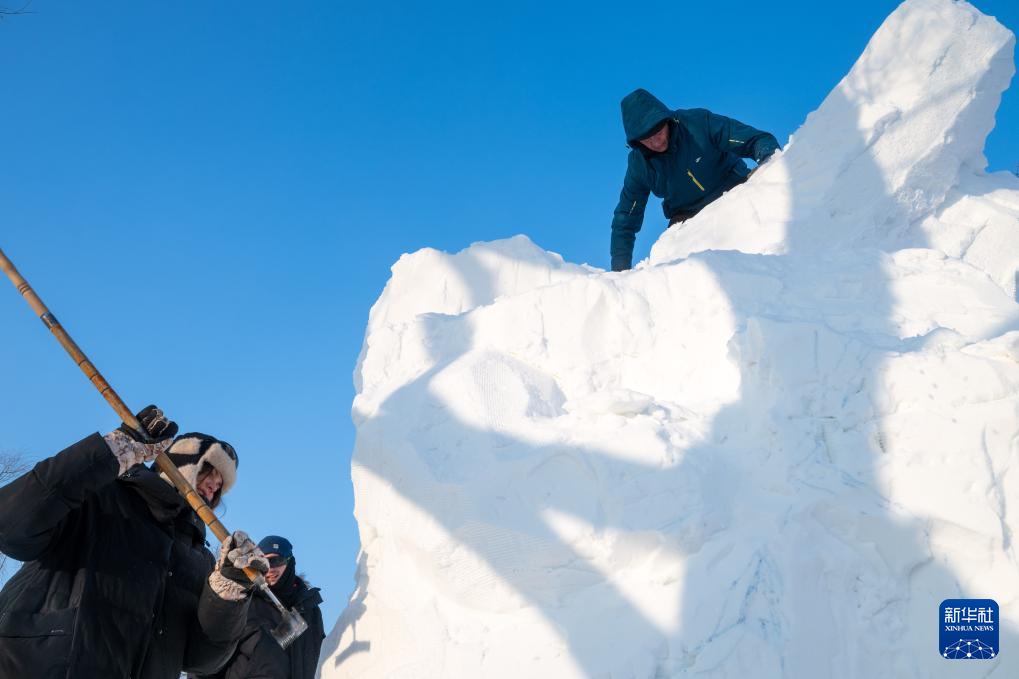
162,432,238,499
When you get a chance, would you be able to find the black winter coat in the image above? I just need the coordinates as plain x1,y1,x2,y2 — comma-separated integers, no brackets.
0,433,249,679
194,573,324,679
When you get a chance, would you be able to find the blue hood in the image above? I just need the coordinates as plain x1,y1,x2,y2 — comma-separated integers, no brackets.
620,88,672,145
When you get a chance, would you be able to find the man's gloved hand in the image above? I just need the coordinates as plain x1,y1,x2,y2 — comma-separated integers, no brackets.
103,405,179,476
209,530,270,601
749,149,781,178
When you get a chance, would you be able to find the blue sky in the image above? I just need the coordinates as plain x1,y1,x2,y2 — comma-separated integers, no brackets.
1,0,1016,629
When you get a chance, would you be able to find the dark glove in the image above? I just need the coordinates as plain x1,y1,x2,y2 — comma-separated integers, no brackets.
119,404,179,443
209,530,269,601
104,405,179,476
749,149,781,179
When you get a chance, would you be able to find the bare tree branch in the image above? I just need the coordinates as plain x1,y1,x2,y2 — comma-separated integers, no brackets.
0,454,28,481
0,453,28,577
0,0,35,19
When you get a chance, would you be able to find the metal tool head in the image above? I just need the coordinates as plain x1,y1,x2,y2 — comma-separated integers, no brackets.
271,607,309,648
255,576,310,648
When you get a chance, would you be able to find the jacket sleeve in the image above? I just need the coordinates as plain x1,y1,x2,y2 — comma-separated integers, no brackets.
609,152,651,272
0,433,118,562
183,582,251,674
308,601,326,668
187,614,259,679
245,632,292,679
705,110,779,164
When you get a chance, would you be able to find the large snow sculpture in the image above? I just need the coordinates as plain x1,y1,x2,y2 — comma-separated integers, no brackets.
324,1,1019,676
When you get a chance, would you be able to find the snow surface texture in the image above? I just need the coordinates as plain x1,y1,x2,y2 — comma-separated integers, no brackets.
323,1,1019,677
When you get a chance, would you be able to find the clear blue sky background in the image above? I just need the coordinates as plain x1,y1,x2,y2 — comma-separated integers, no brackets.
1,1,1016,630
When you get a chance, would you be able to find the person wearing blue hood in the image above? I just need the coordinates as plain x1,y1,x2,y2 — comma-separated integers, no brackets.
610,88,780,271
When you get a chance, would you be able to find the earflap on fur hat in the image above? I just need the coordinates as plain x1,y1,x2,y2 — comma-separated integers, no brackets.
161,433,239,501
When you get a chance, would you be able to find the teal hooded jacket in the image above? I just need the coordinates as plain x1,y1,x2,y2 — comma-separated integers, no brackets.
610,89,779,271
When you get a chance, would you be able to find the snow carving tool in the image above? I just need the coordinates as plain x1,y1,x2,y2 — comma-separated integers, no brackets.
0,246,309,648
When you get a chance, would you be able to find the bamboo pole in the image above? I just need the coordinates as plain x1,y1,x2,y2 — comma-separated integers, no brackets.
0,248,249,571
0,246,308,646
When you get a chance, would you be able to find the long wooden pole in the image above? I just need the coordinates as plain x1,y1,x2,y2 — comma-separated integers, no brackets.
0,247,251,574
0,246,308,646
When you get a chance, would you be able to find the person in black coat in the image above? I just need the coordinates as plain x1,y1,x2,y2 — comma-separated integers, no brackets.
0,406,270,679
194,535,325,679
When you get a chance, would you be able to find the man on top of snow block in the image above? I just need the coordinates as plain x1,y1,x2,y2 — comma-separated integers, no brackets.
609,88,780,271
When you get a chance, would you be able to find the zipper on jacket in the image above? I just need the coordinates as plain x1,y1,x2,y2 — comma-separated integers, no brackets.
687,169,706,192
629,200,637,214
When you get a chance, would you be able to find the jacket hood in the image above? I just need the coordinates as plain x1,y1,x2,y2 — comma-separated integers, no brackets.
293,576,324,608
121,465,207,546
621,88,673,145
121,464,186,521
267,560,324,609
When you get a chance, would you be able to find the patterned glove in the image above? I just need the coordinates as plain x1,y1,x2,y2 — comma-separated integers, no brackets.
209,530,270,601
103,405,179,476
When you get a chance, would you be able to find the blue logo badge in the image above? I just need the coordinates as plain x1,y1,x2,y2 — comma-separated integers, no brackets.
940,599,999,659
